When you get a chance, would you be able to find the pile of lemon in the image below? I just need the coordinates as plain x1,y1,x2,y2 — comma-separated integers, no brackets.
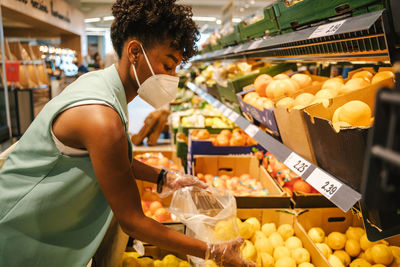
308,226,400,266
121,252,189,267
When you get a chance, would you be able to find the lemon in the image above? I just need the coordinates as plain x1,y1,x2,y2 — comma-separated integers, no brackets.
346,239,361,257
277,224,294,241
346,227,365,242
153,260,163,267
245,217,261,232
308,227,325,243
329,254,345,267
292,247,311,265
316,243,332,259
360,234,380,251
241,240,257,261
350,258,372,267
239,221,255,240
334,250,351,266
261,223,276,237
285,236,303,250
257,252,274,267
275,257,296,267
123,257,140,267
255,236,273,255
273,246,291,261
299,263,315,267
269,232,284,248
252,230,266,244
365,248,374,264
371,244,394,265
328,232,347,250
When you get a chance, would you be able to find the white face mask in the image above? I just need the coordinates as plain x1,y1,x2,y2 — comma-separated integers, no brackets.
132,44,179,109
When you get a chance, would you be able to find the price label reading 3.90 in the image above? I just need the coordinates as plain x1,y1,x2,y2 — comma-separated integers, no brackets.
284,152,311,176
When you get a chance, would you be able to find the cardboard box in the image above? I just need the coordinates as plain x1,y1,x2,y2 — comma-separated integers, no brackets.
292,192,336,208
302,75,394,191
192,155,291,208
297,208,400,263
237,209,329,267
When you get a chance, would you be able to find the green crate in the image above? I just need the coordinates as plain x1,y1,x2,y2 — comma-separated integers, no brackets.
273,0,382,31
216,63,297,107
220,25,241,48
238,6,280,43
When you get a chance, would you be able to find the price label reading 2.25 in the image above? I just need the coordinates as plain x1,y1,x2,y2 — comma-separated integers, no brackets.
284,153,311,177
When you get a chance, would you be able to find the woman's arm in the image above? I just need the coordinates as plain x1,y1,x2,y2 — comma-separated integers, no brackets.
52,105,207,258
130,158,159,183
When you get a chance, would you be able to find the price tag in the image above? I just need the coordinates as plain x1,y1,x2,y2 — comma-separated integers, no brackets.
228,112,240,122
244,124,260,138
284,152,311,177
307,168,343,199
308,19,346,39
248,39,263,50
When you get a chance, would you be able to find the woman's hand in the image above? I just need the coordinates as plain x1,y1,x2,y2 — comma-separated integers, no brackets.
164,170,208,190
207,237,256,267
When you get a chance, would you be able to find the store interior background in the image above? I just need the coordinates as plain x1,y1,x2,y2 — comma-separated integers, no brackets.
0,0,274,149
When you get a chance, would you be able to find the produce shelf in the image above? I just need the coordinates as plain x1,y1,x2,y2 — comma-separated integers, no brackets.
192,10,398,63
187,82,362,213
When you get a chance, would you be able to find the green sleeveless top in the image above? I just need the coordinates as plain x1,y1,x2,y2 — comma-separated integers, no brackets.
0,65,133,267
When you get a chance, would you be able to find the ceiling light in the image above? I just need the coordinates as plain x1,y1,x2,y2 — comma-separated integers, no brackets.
216,20,221,25
239,7,244,12
84,18,101,23
192,16,217,22
103,16,114,21
250,0,255,4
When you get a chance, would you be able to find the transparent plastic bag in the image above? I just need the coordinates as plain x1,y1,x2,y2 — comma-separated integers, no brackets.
169,186,239,265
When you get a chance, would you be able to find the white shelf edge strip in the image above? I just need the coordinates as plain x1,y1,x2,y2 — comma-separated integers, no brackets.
187,82,362,212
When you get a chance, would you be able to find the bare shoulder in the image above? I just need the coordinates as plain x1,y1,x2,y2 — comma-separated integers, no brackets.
52,104,125,150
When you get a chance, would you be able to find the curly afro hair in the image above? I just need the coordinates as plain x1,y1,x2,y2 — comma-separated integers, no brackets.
111,0,199,63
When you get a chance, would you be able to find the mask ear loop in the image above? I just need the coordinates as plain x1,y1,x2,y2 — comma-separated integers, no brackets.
140,44,155,76
132,61,141,87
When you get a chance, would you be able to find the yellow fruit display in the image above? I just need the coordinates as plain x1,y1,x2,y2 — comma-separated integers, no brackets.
391,246,400,258
153,260,163,267
276,97,295,109
252,230,266,243
372,264,386,267
329,254,345,267
262,223,276,238
269,232,284,248
205,260,219,267
322,77,344,92
239,221,256,240
254,74,273,97
340,78,370,95
275,257,296,267
246,217,261,232
352,70,374,82
334,250,351,266
255,236,274,255
365,248,375,264
162,254,180,266
123,257,140,267
243,92,259,106
371,71,395,84
346,239,362,257
308,227,326,243
294,93,315,107
266,79,299,100
241,240,257,261
316,89,338,99
371,244,394,265
274,246,291,261
360,234,380,251
328,232,347,250
274,73,290,80
299,263,315,267
292,247,311,264
291,73,312,88
333,101,372,127
179,261,190,267
346,227,365,242
316,243,333,259
277,224,294,241
214,220,237,241
137,257,154,267
350,258,372,267
285,236,303,250
257,252,274,267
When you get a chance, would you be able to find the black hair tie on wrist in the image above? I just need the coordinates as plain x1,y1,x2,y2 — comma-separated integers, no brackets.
157,168,167,194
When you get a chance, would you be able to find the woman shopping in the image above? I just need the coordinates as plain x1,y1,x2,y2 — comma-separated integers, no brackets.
0,0,254,266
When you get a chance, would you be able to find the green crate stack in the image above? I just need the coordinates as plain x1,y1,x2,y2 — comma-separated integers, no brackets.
220,25,241,48
273,0,383,32
238,6,280,43
216,63,297,114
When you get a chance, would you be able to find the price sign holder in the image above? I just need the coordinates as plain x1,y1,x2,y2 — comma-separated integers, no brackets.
187,82,362,211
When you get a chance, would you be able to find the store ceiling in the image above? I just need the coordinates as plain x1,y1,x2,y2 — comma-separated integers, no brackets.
78,0,275,34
